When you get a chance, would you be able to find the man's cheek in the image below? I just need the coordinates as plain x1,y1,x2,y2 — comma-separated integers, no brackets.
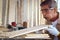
47,14,52,18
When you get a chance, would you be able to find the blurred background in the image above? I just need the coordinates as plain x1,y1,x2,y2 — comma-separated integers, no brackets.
0,0,59,28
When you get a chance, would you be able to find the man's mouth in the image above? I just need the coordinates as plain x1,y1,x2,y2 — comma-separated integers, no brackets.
44,17,51,21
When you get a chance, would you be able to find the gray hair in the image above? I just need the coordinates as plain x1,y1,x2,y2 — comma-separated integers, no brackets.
40,0,57,8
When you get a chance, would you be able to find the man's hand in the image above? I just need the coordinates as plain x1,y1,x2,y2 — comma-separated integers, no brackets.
44,25,59,36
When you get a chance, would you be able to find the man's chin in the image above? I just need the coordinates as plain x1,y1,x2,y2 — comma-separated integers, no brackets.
44,17,56,22
46,19,56,22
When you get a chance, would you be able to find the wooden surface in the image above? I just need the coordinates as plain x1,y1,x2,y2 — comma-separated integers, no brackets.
0,25,51,39
25,34,51,39
0,28,9,31
4,25,51,38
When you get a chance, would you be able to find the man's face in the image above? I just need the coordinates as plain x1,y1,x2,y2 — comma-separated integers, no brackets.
41,5,57,21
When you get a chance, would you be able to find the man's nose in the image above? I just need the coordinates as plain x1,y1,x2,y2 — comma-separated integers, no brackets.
43,14,48,18
43,13,46,16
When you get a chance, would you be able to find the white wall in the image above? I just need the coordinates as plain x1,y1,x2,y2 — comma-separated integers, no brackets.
0,0,46,27
21,0,45,27
0,0,2,26
9,0,17,24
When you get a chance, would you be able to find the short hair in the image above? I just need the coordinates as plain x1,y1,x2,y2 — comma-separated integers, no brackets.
40,0,57,8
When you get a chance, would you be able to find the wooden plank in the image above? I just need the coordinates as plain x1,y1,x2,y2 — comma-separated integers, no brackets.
25,34,51,39
4,25,51,38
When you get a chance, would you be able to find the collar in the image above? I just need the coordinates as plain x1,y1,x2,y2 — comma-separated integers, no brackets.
52,19,58,27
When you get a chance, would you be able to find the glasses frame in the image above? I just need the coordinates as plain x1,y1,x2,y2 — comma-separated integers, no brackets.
41,8,54,12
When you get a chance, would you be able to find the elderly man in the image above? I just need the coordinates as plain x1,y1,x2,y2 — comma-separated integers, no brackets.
40,0,60,40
